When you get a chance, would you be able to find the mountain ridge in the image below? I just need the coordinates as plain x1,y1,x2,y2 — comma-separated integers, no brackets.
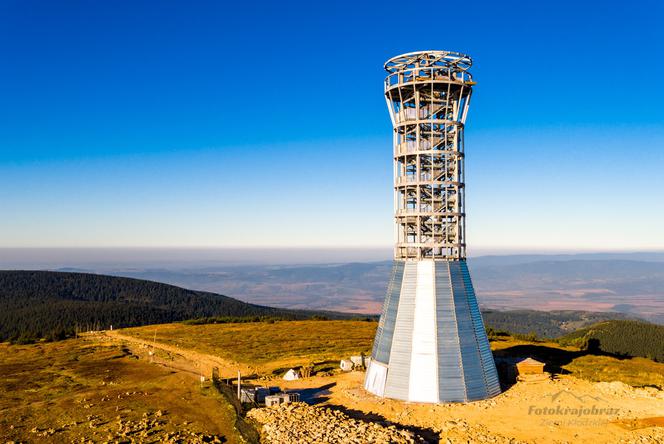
0,270,351,342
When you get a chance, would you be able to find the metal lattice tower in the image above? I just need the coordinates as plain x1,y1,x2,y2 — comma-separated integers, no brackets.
386,51,472,260
364,51,501,403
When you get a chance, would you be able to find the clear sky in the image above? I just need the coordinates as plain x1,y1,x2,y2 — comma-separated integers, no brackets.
1,0,663,252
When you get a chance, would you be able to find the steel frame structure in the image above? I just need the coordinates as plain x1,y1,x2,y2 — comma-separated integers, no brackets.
364,51,500,403
385,51,474,260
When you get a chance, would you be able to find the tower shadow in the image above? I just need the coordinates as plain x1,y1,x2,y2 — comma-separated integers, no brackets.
325,404,441,444
291,382,336,404
492,339,629,389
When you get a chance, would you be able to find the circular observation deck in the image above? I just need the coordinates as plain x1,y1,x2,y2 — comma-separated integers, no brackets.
385,50,472,73
384,50,474,90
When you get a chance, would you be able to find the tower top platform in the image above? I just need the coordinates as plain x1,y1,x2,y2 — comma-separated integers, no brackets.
384,50,472,74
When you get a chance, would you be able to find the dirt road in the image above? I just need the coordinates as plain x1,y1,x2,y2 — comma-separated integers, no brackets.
97,330,253,380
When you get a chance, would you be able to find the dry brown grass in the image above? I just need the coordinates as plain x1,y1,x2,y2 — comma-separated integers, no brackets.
562,354,664,388
120,320,376,372
490,335,664,389
0,339,242,443
120,320,664,389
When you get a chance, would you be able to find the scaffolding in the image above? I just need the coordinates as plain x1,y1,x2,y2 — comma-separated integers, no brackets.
384,51,474,260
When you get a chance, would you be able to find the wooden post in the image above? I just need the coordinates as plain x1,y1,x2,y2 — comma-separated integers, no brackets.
237,371,241,400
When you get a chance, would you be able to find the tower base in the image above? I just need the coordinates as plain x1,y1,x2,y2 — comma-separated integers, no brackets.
364,260,501,403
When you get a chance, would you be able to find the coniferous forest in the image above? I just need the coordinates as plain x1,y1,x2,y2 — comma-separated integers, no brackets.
558,320,664,362
0,271,337,343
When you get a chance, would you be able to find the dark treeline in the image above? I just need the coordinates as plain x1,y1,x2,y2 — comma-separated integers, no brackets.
0,271,350,344
557,320,664,362
484,327,542,343
182,314,377,325
481,309,630,338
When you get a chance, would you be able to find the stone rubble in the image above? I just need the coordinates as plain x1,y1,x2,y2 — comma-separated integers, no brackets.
248,402,426,443
26,410,225,443
595,381,664,399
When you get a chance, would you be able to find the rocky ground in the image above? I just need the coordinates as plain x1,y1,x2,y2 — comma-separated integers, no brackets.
0,340,242,444
248,402,427,443
276,373,664,444
20,410,225,444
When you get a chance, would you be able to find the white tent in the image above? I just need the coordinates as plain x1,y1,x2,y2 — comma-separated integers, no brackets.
283,368,300,381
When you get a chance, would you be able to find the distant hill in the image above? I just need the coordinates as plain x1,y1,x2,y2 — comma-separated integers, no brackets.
0,271,348,343
78,254,664,324
558,320,664,362
481,309,631,338
470,259,664,324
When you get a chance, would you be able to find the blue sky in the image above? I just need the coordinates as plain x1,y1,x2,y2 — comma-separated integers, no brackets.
1,0,663,251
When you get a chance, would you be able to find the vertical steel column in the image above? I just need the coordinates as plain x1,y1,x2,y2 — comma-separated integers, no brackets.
385,52,473,260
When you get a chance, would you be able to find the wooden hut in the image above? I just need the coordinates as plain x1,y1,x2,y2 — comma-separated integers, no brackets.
516,357,549,382
516,357,545,375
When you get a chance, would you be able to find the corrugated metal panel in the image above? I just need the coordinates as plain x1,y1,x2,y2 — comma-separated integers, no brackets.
460,261,501,397
409,261,438,403
436,262,466,402
369,259,501,403
371,261,404,364
384,261,417,401
364,360,388,397
450,261,488,401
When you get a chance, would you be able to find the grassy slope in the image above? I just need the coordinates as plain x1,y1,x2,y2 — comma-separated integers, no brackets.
121,320,376,372
0,339,243,443
490,335,664,389
120,320,664,388
562,354,664,388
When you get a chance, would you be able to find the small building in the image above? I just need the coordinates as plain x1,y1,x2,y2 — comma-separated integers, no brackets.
265,392,300,406
240,386,272,403
494,356,549,384
350,355,365,368
283,368,300,381
265,394,283,407
340,359,354,371
240,387,256,403
516,357,549,382
284,392,300,403
516,357,545,375
255,387,271,403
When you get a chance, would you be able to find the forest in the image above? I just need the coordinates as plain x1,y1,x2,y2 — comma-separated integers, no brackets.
557,320,664,362
480,309,630,337
0,271,342,343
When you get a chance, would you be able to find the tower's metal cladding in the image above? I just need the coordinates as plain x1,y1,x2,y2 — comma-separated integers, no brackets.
364,51,501,403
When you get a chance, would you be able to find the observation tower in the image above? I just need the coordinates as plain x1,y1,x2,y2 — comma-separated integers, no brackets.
364,51,501,403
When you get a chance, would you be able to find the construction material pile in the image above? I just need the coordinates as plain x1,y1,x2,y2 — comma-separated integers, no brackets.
247,402,425,443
